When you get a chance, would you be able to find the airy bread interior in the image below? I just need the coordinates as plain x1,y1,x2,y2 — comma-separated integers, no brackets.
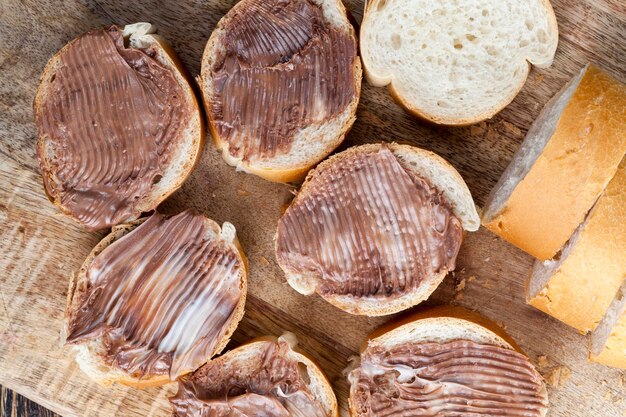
360,0,558,124
483,66,585,223
62,215,248,387
34,22,203,228
199,0,362,182
278,143,479,316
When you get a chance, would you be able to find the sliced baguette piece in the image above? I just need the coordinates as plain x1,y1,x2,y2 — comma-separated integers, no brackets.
62,211,247,388
34,23,204,231
171,334,338,417
359,0,558,125
590,280,626,369
527,158,626,332
276,143,479,316
348,306,548,417
199,0,362,183
483,64,626,260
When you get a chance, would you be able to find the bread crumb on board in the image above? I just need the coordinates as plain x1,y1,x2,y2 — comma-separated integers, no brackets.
470,122,487,136
501,120,522,137
537,355,549,368
543,365,571,388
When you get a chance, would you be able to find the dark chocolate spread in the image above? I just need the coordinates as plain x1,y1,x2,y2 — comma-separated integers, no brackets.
350,340,547,417
171,339,331,417
65,211,243,380
208,0,357,161
36,25,189,231
276,146,463,299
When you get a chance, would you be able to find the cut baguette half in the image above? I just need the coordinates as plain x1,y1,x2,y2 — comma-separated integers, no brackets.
527,158,626,332
171,334,338,417
348,306,548,417
591,280,626,369
483,64,626,260
62,212,248,388
199,0,362,183
276,143,479,316
360,0,558,125
34,23,204,231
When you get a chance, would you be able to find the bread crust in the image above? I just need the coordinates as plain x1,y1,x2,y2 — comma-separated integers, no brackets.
590,281,626,369
348,306,548,417
62,215,248,388
275,143,479,316
199,0,362,183
527,159,626,332
483,65,626,261
360,0,558,125
34,23,204,230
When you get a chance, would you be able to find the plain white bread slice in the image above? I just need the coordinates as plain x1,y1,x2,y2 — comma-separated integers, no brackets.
276,143,479,316
34,23,204,230
172,334,338,416
359,0,558,124
348,306,548,417
482,64,626,260
199,0,362,183
591,280,626,369
61,215,248,388
527,158,626,332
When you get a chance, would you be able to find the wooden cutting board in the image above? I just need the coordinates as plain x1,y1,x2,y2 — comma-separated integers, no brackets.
1,0,624,416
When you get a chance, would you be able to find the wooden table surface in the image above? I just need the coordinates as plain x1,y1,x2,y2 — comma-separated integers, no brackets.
1,0,625,416
1,386,57,417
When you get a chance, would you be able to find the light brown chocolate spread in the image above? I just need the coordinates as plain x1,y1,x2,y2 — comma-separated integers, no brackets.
170,339,330,417
208,0,357,161
276,147,463,299
351,340,547,417
65,211,243,380
36,25,189,231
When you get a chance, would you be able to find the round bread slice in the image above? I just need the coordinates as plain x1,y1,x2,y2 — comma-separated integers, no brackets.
348,306,548,417
199,0,362,183
34,23,204,231
62,210,247,388
170,334,338,417
276,143,479,316
360,0,558,125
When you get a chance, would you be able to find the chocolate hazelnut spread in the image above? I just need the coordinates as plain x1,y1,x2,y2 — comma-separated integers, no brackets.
208,0,357,161
276,146,463,299
36,25,189,231
171,339,330,417
65,211,243,380
350,340,547,417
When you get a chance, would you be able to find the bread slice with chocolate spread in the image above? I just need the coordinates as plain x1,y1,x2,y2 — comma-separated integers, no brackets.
276,143,479,316
199,0,362,183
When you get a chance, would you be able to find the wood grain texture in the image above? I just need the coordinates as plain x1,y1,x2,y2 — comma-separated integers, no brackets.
0,0,625,416
1,386,57,417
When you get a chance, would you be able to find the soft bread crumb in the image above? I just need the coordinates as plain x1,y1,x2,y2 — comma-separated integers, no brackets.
360,0,558,124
